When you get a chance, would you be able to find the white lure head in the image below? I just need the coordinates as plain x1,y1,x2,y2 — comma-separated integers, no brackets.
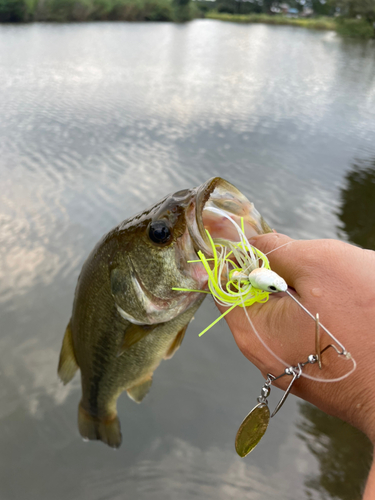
248,268,288,293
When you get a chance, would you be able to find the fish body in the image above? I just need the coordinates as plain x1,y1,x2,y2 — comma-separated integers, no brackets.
58,177,271,447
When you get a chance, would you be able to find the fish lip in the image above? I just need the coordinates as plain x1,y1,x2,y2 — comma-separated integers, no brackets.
187,177,247,256
186,177,221,256
187,176,272,259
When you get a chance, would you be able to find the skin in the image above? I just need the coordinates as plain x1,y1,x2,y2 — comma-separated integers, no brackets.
216,233,375,499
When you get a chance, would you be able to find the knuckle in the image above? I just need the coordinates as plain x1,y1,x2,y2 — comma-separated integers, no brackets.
252,233,289,254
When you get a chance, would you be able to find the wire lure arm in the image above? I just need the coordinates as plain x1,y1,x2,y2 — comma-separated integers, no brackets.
286,290,348,356
257,353,318,419
256,338,348,422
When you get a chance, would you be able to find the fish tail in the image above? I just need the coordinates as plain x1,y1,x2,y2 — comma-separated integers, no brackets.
78,403,122,449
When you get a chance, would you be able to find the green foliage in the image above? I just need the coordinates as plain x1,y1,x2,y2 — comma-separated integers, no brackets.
172,3,190,20
338,158,375,250
335,16,374,38
221,0,263,15
88,0,112,19
206,10,374,38
0,0,198,21
145,0,173,20
336,0,375,22
0,0,373,31
193,0,211,14
262,0,272,14
206,11,336,29
217,1,234,14
312,0,335,16
42,0,92,21
107,0,174,21
0,0,30,21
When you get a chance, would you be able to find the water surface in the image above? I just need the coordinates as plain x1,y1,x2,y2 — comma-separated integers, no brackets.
1,20,375,500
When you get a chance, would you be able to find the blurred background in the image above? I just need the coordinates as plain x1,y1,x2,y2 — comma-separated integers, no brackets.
1,5,375,500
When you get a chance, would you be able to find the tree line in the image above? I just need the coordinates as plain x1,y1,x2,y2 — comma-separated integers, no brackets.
213,0,375,23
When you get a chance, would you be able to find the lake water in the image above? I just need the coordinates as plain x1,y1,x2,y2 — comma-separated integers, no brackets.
1,20,375,500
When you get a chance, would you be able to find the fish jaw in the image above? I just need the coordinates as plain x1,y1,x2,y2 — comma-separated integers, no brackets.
187,177,272,257
109,177,271,326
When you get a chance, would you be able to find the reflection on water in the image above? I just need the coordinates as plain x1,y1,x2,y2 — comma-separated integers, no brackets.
1,20,375,500
297,402,372,500
338,157,375,250
296,153,375,500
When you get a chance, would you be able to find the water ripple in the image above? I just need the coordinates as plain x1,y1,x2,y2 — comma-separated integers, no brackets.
0,21,374,500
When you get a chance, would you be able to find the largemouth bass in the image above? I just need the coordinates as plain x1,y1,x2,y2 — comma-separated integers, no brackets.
57,177,271,448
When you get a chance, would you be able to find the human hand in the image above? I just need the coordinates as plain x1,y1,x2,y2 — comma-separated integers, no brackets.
216,233,375,443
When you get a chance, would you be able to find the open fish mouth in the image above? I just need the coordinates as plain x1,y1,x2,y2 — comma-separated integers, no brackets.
187,177,272,257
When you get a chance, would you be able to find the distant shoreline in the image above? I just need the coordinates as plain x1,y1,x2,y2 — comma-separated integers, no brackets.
0,2,374,39
204,12,374,39
0,0,197,24
205,12,336,30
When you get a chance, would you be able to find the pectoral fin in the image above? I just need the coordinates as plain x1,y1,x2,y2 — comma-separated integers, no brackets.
127,376,153,403
58,321,78,384
117,323,158,357
164,324,188,360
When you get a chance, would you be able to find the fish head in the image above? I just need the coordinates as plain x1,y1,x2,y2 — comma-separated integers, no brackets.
111,177,271,325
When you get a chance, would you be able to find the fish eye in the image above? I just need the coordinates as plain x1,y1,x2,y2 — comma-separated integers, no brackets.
269,285,277,292
148,220,172,245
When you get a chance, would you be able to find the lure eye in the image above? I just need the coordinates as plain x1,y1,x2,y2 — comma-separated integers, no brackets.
148,221,172,245
268,285,277,292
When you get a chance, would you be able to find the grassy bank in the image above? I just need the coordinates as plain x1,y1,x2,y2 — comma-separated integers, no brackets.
335,17,375,39
206,12,336,30
205,11,374,38
0,0,200,21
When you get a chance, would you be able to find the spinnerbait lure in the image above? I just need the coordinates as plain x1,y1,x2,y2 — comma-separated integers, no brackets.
173,207,356,456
